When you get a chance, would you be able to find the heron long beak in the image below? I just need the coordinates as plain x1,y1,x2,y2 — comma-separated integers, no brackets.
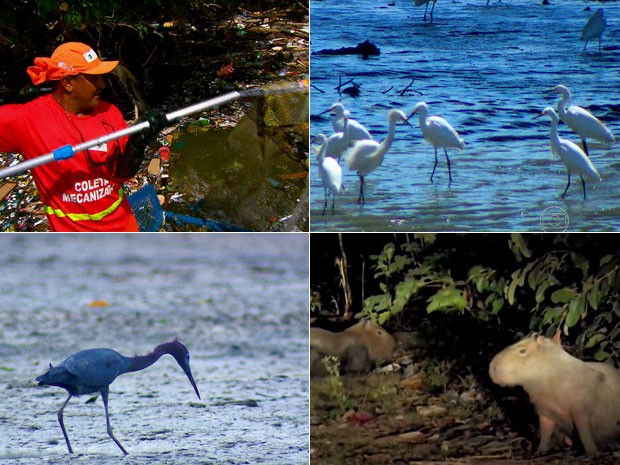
532,112,544,121
318,108,333,116
180,362,201,400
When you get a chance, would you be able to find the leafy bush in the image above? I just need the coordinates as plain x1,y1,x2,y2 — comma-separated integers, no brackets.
359,234,620,361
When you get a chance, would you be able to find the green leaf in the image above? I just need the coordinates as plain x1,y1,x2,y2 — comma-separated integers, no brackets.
394,278,421,303
571,252,589,279
510,233,532,260
585,333,606,349
565,293,585,329
542,306,565,325
491,297,504,314
426,288,467,313
594,349,609,362
600,254,613,266
378,311,390,325
586,280,601,311
506,262,535,305
364,294,390,313
551,287,578,304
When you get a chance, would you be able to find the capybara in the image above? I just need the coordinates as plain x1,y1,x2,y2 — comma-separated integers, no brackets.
310,320,396,376
489,334,620,455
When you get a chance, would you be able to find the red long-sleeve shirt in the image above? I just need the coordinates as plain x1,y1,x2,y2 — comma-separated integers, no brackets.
0,94,138,231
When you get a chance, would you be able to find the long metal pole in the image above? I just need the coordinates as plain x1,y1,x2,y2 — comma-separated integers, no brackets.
0,83,305,179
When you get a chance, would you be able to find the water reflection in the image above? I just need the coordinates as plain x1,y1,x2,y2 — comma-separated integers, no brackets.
168,86,308,231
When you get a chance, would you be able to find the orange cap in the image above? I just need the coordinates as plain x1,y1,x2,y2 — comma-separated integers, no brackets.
27,42,119,85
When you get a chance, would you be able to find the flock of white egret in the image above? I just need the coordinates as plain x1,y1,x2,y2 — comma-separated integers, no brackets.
415,0,607,52
313,84,615,215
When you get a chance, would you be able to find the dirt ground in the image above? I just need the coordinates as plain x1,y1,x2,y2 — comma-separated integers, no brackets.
310,333,620,465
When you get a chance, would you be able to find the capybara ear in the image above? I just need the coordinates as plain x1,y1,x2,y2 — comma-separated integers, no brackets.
535,334,546,348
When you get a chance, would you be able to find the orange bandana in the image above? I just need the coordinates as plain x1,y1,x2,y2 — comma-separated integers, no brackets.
27,42,119,85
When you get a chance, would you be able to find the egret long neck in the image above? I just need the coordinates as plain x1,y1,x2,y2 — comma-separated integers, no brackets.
316,141,326,164
379,118,398,154
548,117,561,155
556,94,569,118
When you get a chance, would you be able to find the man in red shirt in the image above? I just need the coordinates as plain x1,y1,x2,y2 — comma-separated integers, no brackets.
0,42,166,231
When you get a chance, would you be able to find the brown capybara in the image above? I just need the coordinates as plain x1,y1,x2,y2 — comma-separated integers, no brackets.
310,320,396,376
489,334,620,455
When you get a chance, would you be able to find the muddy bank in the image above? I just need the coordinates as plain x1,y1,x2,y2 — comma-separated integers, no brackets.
310,332,620,465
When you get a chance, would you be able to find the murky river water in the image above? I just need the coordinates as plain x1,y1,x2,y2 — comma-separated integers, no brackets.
169,89,309,231
310,0,620,231
0,234,308,464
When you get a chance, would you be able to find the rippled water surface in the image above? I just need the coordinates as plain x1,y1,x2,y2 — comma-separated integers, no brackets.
0,234,308,464
310,0,620,231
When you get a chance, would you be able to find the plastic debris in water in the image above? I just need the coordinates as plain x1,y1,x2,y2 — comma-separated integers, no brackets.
158,146,171,162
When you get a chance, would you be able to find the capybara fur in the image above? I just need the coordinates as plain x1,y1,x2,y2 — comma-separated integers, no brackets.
310,320,396,377
489,334,620,455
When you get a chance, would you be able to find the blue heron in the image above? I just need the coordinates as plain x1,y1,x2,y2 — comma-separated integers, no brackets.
36,338,201,455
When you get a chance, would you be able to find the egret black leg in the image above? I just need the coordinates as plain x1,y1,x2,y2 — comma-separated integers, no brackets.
331,195,336,215
322,188,328,216
101,388,128,455
57,394,74,454
444,148,452,185
358,175,365,206
580,175,587,200
581,138,590,158
423,1,429,21
429,0,436,23
562,172,571,198
430,147,439,183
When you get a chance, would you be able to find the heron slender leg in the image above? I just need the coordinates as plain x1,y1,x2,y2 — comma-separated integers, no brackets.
57,394,74,454
430,147,439,183
581,138,590,158
322,188,328,216
562,172,571,198
331,195,336,215
358,175,365,206
101,388,128,455
444,148,452,185
423,1,429,21
429,0,436,23
580,175,587,200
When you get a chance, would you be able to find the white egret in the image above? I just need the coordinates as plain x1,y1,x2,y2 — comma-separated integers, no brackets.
535,107,601,200
314,134,342,215
415,0,437,23
408,102,464,185
345,109,410,206
325,110,350,162
581,8,606,53
322,103,372,144
552,84,615,157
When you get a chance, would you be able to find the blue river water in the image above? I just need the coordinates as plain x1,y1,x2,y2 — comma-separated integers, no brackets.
310,0,620,231
0,234,308,465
